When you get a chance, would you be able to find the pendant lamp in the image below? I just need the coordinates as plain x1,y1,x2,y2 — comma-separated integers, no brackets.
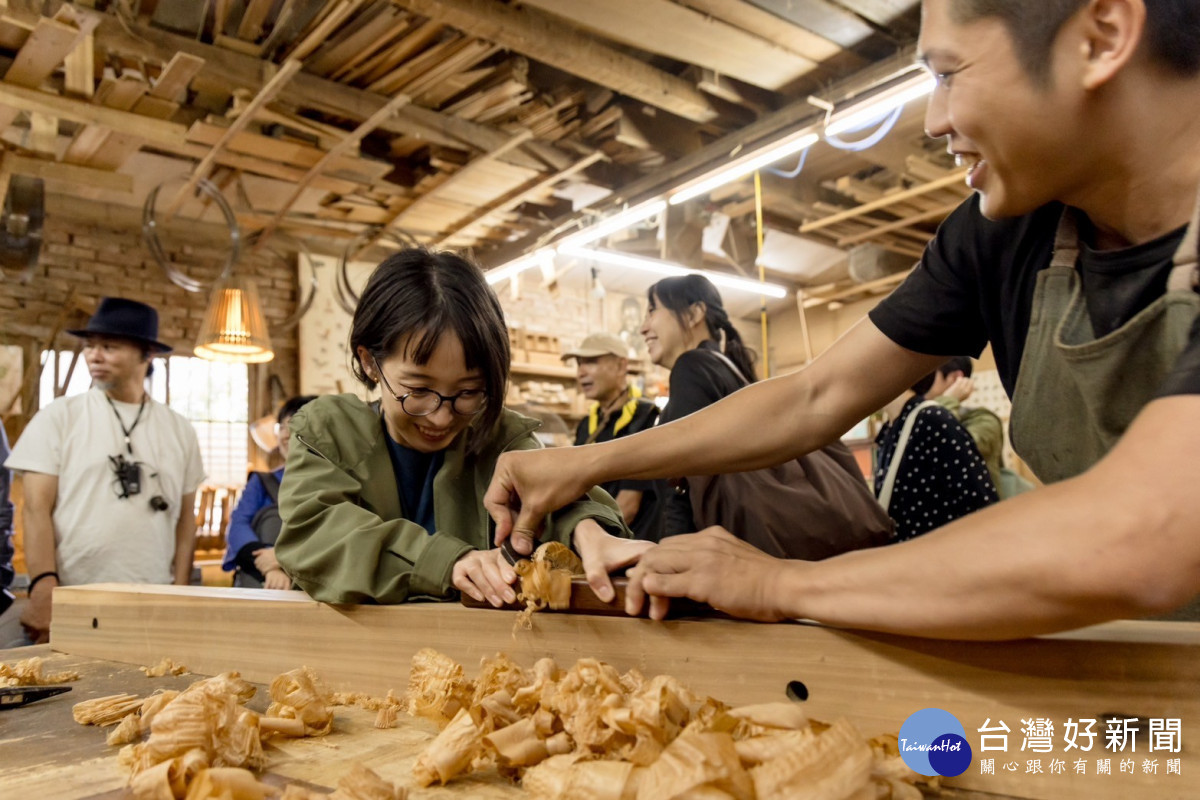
194,272,275,363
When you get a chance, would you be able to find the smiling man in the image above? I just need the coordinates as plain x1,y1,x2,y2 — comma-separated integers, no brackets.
485,0,1200,639
563,332,661,541
5,298,205,643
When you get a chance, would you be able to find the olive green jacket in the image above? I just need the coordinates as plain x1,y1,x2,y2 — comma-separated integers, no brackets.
275,394,627,604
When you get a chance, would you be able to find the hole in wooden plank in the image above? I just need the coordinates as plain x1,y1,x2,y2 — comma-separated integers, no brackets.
786,680,808,702
92,617,98,629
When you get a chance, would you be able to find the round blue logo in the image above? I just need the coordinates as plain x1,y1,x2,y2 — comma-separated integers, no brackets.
899,708,973,777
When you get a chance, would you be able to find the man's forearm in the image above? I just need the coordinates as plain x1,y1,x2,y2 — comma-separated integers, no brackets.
173,516,197,585
780,467,1185,640
22,509,58,578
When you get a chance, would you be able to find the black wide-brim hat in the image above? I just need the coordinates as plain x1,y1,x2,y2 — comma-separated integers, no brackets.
67,297,173,353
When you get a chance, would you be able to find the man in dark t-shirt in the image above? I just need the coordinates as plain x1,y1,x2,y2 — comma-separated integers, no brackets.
484,0,1200,640
563,332,662,540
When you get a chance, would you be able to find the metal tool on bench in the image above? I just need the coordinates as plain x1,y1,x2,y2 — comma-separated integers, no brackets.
0,685,72,709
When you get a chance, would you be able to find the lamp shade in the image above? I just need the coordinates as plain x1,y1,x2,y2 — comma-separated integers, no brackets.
194,274,275,363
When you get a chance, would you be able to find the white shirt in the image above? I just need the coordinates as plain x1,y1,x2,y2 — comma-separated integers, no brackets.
6,388,205,585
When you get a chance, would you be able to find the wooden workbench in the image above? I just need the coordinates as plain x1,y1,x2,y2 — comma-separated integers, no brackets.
5,584,1199,799
0,646,522,799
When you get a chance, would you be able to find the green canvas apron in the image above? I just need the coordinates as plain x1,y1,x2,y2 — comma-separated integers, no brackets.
1009,197,1200,621
1010,198,1200,483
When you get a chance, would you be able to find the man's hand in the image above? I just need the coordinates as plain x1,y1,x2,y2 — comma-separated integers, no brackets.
572,519,654,603
625,527,797,622
484,449,596,557
452,549,519,607
20,576,57,644
263,568,291,591
253,547,280,576
941,376,974,402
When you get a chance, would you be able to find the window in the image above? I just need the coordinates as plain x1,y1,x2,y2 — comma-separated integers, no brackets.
39,351,249,486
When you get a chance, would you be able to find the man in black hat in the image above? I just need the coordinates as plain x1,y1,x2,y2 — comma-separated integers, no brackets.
5,297,205,643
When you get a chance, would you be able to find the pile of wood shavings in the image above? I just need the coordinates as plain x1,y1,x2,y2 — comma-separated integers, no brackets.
141,657,190,677
409,650,929,800
513,542,585,630
0,655,81,686
71,666,403,799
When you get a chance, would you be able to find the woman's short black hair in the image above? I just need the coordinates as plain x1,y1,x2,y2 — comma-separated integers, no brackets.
952,0,1200,84
349,248,510,456
278,395,318,425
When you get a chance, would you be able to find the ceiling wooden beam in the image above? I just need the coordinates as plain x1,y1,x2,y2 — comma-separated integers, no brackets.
252,90,413,252
677,0,842,62
0,80,190,148
519,0,816,91
358,128,534,255
45,4,577,173
0,150,133,194
387,0,722,123
165,58,302,217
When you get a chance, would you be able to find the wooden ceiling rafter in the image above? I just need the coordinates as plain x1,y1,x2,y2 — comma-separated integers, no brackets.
164,58,303,217
251,90,414,252
387,0,723,124
431,149,607,248
356,127,535,255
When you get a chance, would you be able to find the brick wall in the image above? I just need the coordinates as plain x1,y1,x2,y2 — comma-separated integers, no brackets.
0,202,301,418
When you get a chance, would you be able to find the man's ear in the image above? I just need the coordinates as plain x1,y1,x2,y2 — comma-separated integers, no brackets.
1078,0,1146,90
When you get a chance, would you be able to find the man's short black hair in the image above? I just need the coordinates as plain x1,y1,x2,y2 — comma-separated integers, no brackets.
278,395,318,425
938,356,974,379
952,0,1200,83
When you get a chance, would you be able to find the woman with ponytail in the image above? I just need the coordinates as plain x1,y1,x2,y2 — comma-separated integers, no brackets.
642,275,893,556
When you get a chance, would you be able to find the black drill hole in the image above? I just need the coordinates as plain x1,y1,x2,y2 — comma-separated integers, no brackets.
786,680,808,702
92,617,99,629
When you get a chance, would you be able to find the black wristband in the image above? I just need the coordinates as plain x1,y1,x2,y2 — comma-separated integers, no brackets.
27,571,59,595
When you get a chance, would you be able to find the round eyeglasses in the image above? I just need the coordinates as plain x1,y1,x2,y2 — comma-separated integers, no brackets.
374,360,487,417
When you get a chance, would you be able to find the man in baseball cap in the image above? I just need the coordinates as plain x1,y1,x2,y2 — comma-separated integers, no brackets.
562,332,661,540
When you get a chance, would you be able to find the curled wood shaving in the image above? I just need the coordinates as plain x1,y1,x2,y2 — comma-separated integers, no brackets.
108,712,146,746
412,707,484,787
0,656,81,686
513,542,585,630
406,648,473,727
182,767,275,800
409,651,928,800
73,693,144,726
142,658,190,677
328,763,407,800
265,667,334,737
120,671,266,787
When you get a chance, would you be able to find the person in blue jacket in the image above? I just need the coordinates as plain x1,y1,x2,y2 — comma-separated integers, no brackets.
222,395,316,589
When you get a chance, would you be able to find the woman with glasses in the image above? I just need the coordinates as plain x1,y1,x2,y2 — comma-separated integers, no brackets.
274,249,640,606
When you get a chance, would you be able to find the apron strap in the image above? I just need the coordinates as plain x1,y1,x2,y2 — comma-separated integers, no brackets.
1051,208,1082,270
1168,189,1200,291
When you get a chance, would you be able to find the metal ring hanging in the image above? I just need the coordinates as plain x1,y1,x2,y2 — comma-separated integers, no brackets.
242,229,319,333
142,175,241,292
334,226,420,314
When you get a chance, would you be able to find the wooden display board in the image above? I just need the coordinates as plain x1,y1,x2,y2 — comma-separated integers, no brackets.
48,584,1200,800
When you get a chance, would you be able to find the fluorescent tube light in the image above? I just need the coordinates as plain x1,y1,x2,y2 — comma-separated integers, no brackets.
484,248,554,286
824,72,935,137
556,199,667,249
669,131,819,206
562,246,788,299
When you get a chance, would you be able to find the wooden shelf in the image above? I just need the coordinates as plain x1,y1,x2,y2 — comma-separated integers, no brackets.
511,361,646,379
511,361,576,379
